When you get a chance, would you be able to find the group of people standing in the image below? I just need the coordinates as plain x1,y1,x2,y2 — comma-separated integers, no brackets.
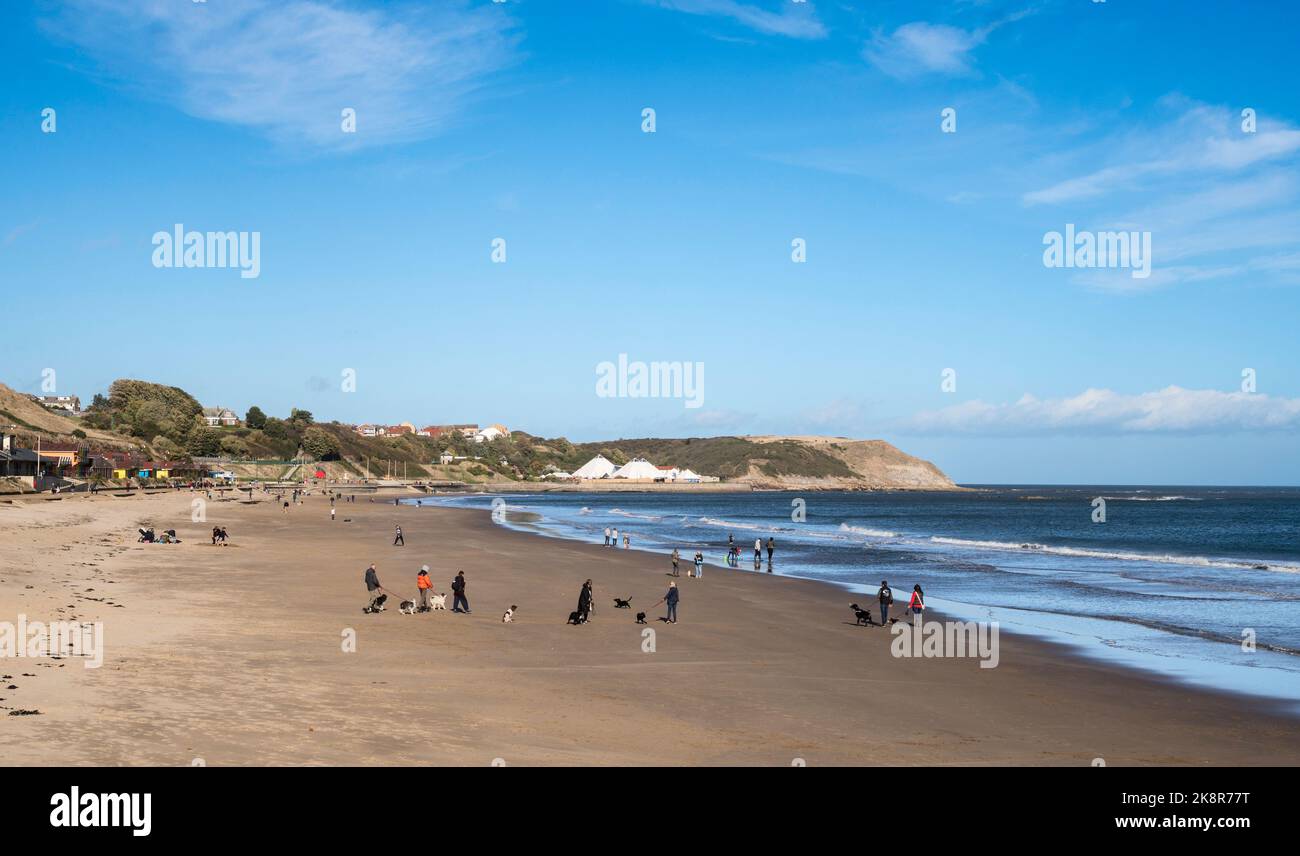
365,563,470,613
602,527,630,549
876,579,925,625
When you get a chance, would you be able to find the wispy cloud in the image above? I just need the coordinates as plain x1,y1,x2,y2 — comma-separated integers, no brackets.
42,0,520,151
646,0,827,39
863,11,1030,80
902,387,1300,436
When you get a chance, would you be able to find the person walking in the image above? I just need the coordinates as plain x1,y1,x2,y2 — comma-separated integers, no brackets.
623,532,630,549
693,550,704,578
393,525,404,546
754,538,762,566
671,548,680,577
364,563,385,612
878,580,894,625
330,506,336,522
656,581,679,624
604,527,611,547
451,570,470,613
611,527,619,549
766,537,775,570
909,584,925,626
417,565,433,612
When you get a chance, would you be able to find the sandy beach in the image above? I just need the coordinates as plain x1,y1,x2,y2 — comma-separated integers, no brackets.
2,488,1297,767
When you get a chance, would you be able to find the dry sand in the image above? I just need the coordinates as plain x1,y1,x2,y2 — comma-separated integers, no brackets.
1,488,1297,766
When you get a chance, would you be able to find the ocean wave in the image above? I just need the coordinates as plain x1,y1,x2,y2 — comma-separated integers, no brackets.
838,523,900,538
696,516,786,533
609,508,663,522
1100,495,1203,502
928,537,1300,574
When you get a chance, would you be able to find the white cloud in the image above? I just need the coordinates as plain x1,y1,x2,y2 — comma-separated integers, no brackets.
647,0,826,39
863,12,1030,80
902,387,1300,435
43,0,519,151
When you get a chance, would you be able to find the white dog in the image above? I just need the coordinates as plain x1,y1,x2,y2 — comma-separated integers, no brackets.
502,605,518,623
430,593,448,611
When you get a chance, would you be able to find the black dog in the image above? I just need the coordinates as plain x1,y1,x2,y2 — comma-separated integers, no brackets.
850,603,873,626
363,594,389,614
567,611,586,625
613,597,632,609
635,611,647,624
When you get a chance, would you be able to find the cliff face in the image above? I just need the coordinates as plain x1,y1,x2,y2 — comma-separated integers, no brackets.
738,435,957,490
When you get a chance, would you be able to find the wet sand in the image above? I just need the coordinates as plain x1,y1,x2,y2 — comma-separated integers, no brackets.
1,488,1297,766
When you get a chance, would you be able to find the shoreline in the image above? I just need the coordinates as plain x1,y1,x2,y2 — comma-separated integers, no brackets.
2,488,1297,765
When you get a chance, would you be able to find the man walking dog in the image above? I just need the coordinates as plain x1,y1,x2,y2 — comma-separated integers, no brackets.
364,563,386,612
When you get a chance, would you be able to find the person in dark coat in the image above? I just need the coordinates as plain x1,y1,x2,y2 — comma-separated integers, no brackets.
577,579,593,623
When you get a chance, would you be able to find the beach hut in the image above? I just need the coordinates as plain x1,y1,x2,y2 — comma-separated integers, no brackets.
572,454,617,479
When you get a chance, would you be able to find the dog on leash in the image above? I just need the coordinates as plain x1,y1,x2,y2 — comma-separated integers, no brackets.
399,599,418,615
363,594,388,614
502,605,518,623
850,603,873,626
567,611,587,625
635,611,647,625
613,597,632,609
429,593,448,611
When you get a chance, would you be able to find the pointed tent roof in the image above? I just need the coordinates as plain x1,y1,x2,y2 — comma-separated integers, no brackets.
611,457,662,479
572,454,618,479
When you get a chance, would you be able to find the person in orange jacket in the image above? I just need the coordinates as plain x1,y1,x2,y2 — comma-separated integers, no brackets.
416,564,434,612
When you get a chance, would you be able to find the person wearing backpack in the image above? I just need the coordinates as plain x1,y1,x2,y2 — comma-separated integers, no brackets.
878,580,894,624
909,584,925,625
451,570,470,614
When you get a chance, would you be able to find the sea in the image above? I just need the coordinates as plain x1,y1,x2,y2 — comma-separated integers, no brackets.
409,486,1300,710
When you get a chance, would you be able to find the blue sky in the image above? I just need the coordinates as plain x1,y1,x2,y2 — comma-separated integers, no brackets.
2,0,1298,484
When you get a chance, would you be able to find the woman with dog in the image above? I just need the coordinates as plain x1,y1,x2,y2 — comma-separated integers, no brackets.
577,579,593,623
657,581,679,624
417,565,433,612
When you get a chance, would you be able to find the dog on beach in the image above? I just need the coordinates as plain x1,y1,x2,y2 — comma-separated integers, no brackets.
429,593,448,611
567,611,586,625
363,594,388,614
502,605,518,623
850,603,873,626
613,597,632,609
399,599,417,615
635,611,647,625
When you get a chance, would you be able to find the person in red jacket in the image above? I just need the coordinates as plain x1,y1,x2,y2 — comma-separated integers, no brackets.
909,584,925,625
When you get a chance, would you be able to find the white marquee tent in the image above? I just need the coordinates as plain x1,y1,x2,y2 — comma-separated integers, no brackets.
572,454,618,479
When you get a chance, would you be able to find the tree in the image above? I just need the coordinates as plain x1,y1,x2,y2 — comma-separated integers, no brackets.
263,418,288,440
289,408,314,426
301,426,340,460
245,406,267,430
220,435,250,458
186,428,223,457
